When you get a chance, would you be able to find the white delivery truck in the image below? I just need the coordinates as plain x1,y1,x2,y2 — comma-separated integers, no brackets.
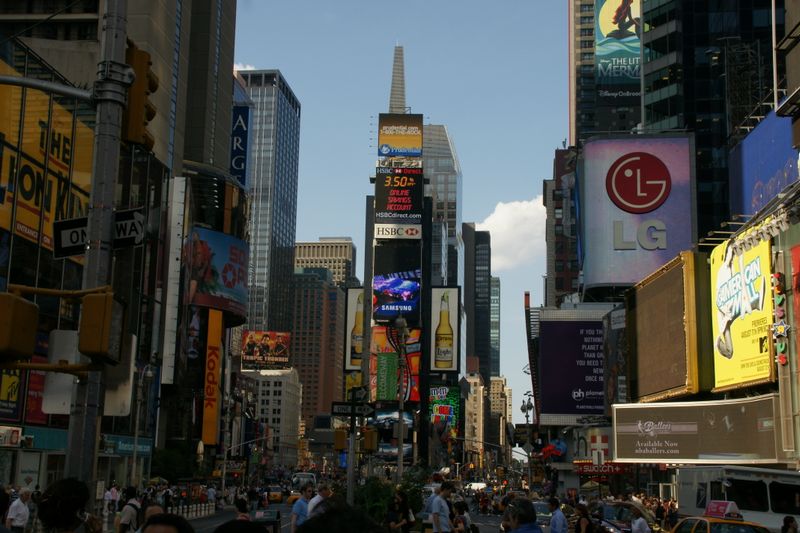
676,466,800,532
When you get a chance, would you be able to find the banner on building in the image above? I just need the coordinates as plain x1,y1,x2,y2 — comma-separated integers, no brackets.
241,331,291,371
374,167,424,229
372,240,422,325
429,287,459,372
344,288,365,371
614,394,780,463
594,0,641,106
710,236,774,391
202,309,223,445
230,105,250,188
377,114,423,158
370,326,420,403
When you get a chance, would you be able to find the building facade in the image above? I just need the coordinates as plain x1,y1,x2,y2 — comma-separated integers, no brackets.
464,372,486,470
250,369,302,468
543,148,580,307
463,223,492,385
294,237,357,287
240,69,301,332
490,277,501,377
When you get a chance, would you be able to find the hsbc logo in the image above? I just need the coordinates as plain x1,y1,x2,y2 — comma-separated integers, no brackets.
375,224,421,239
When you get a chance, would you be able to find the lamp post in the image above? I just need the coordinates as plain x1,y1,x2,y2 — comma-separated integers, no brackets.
520,395,534,490
130,364,154,488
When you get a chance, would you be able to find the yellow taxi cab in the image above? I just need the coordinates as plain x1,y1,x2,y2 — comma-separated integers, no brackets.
287,490,302,505
671,501,770,533
267,486,283,504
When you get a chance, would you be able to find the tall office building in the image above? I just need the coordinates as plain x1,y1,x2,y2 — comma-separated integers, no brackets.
543,149,580,307
463,223,492,385
488,376,511,463
251,369,303,468
489,277,501,377
641,2,784,235
294,237,358,287
464,372,486,469
240,70,301,332
291,268,345,430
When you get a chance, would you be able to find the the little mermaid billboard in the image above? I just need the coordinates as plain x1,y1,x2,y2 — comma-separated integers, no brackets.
595,0,641,106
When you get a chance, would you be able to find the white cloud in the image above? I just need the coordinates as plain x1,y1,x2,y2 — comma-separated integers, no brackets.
476,196,546,272
234,63,257,71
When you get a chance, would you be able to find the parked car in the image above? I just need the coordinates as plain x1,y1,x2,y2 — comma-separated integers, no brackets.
266,486,283,504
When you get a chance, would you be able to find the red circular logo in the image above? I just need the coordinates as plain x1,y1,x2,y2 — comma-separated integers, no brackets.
605,152,671,214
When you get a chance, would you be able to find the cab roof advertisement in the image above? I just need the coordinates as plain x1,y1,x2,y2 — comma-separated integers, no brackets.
580,135,695,288
613,394,780,463
377,114,423,158
185,227,249,319
710,234,774,391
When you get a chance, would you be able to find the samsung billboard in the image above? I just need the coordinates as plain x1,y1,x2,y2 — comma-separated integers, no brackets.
580,135,695,288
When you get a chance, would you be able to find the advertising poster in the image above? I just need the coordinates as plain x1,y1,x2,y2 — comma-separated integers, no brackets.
370,326,420,403
539,320,605,416
369,408,414,461
202,309,223,445
0,59,92,252
24,355,47,425
377,114,423,158
241,331,291,370
0,369,24,423
594,0,641,106
603,307,628,411
710,237,774,390
372,240,422,325
429,287,459,372
581,136,694,288
614,395,779,463
374,167,424,232
344,288,365,371
729,111,799,218
184,227,248,319
229,105,250,188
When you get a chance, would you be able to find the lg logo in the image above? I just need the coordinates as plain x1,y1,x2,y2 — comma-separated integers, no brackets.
606,152,671,214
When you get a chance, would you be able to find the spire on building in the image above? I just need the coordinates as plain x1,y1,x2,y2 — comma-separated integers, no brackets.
389,45,406,113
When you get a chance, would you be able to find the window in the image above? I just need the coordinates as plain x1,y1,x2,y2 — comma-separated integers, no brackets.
674,519,696,533
769,481,800,514
727,479,768,512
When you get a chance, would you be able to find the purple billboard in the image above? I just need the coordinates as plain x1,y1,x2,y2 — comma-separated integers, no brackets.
580,135,695,288
539,319,605,416
729,110,799,218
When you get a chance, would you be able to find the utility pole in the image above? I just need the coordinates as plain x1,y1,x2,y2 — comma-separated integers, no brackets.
66,0,131,484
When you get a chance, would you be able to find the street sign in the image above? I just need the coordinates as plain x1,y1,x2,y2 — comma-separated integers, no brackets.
331,402,375,417
347,386,369,403
53,208,145,259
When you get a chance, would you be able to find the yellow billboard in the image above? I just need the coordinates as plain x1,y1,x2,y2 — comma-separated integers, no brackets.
0,59,92,251
202,309,223,445
710,235,774,391
377,113,423,158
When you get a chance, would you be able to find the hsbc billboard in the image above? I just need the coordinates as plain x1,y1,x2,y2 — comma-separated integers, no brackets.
374,224,421,239
580,135,696,288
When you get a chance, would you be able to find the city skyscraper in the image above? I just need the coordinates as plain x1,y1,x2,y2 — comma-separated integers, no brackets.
463,223,492,385
240,69,301,332
294,237,358,287
543,149,580,307
490,276,501,377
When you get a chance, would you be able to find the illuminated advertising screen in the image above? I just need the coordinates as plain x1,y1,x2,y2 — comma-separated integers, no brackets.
344,288,365,371
377,113,423,158
580,135,694,288
538,316,605,416
184,227,249,319
369,408,414,460
241,330,291,370
0,59,92,252
729,110,799,217
594,0,641,106
710,235,774,391
372,240,421,325
369,325,420,403
614,394,779,463
429,287,459,372
374,167,424,235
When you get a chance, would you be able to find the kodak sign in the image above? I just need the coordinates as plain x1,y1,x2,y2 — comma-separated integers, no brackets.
202,309,223,444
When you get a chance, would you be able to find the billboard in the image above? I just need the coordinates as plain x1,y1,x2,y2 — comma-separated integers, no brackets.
710,236,774,391
184,227,248,319
626,252,712,401
369,408,414,460
370,325,420,403
538,317,605,416
241,331,291,370
729,110,799,218
374,167,424,229
603,307,628,411
594,0,641,106
344,288,365,371
202,309,223,445
429,287,459,372
0,59,92,252
429,385,460,464
581,135,694,288
229,105,250,188
614,394,780,463
377,113,423,158
372,240,422,325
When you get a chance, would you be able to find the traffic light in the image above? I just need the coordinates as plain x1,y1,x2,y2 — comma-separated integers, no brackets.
362,427,378,452
0,293,38,360
78,292,124,363
123,40,159,150
334,429,348,451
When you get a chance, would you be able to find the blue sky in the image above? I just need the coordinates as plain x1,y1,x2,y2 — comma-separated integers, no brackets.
234,1,568,423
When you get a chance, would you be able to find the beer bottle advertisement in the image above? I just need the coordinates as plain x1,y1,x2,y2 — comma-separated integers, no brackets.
345,288,364,371
430,287,459,372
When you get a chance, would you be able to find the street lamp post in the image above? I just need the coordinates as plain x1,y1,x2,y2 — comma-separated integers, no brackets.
521,395,534,490
130,364,154,488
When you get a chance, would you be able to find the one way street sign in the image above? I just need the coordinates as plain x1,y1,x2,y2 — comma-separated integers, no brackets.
331,402,374,417
53,208,146,259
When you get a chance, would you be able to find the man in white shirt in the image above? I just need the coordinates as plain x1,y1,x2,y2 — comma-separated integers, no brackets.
306,483,331,518
6,488,30,533
631,507,652,533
